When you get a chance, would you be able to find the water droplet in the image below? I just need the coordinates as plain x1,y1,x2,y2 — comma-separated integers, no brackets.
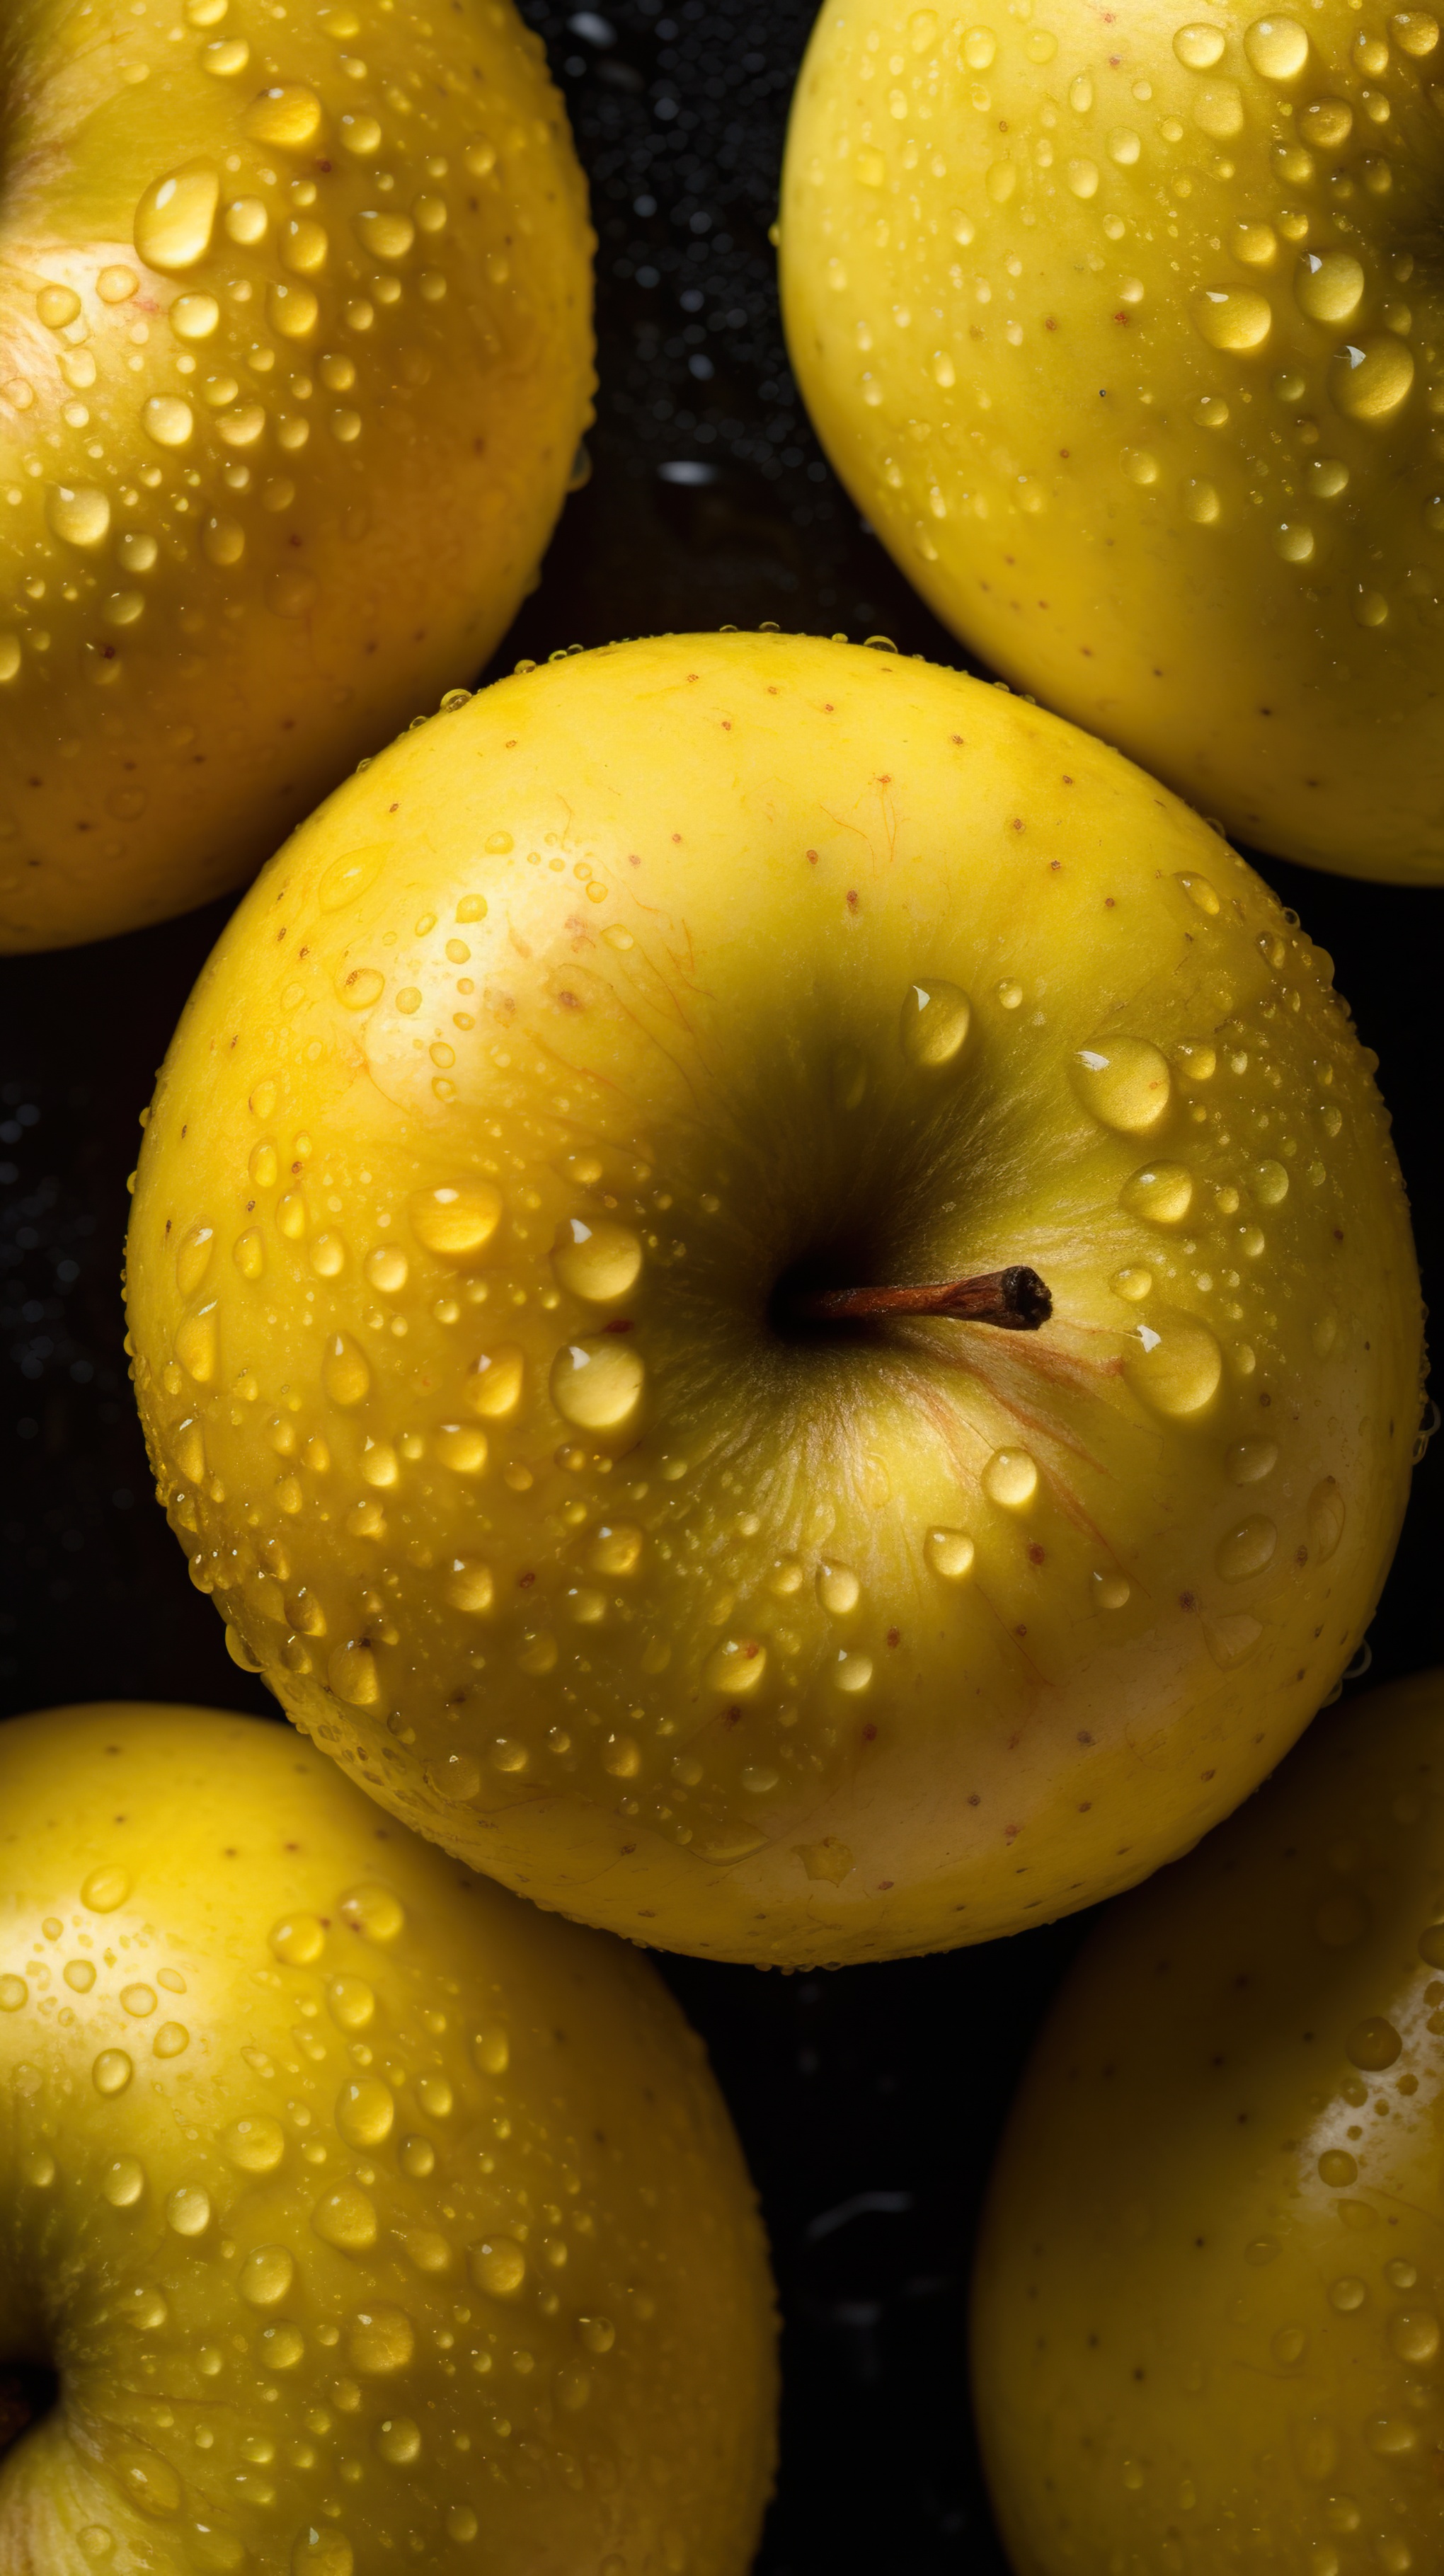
47,485,111,550
925,1527,975,1581
270,1913,326,1966
120,1982,156,2018
1295,251,1365,326
135,162,221,270
319,844,386,912
444,1559,494,1616
224,2115,286,2173
1347,2015,1402,2070
166,2183,211,2236
154,2020,189,2057
355,209,416,260
1175,21,1226,64
338,966,384,1011
246,84,323,147
1331,335,1414,422
1227,1438,1278,1483
1074,1036,1172,1132
376,2416,422,2466
473,2028,510,2076
82,1865,132,1914
328,1642,379,1706
1175,871,1220,914
292,2531,353,2576
1191,286,1273,352
591,1522,643,1577
338,1883,404,1943
1329,2275,1367,2311
312,2183,378,2250
36,282,81,328
1301,93,1352,146
1395,8,1440,52
551,1337,645,1434
461,1345,522,1420
435,1422,488,1473
1121,1161,1193,1224
102,2157,145,2207
469,2237,527,2298
0,1974,27,2011
409,1183,502,1260
336,2077,394,2147
1317,2146,1358,2187
1126,1307,1224,1418
817,1562,861,1615
704,1636,769,1694
983,1448,1038,1508
1215,1515,1278,1580
1389,2311,1440,2363
93,2048,134,2097
1272,2323,1307,2363
64,1958,96,1993
900,977,972,1069
322,1333,370,1406
1309,1477,1346,1561
552,1217,643,1301
1244,16,1310,78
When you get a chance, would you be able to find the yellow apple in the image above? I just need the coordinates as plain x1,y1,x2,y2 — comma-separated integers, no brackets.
780,0,1444,882
0,1701,777,2574
0,0,592,953
973,1666,1444,2576
124,631,1421,1967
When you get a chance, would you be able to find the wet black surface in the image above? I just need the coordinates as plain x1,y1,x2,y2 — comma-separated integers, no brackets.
1,4,1440,2569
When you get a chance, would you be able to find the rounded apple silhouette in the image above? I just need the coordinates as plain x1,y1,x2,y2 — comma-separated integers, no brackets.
0,1703,777,2573
781,0,1444,882
125,632,1421,1967
973,1667,1444,2576
0,0,592,953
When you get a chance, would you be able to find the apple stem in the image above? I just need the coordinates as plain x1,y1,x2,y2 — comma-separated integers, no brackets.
788,1265,1053,1333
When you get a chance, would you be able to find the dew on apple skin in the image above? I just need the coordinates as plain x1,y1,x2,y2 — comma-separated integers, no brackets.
983,1449,1039,1509
409,1184,503,1260
322,1335,371,1408
900,977,972,1069
1125,1309,1224,1418
817,1561,861,1615
550,1337,645,1433
1215,1514,1278,1581
1121,1162,1194,1225
1074,1037,1172,1134
93,2048,134,2097
1174,21,1227,67
46,485,111,551
223,2115,287,2174
134,163,222,272
81,1865,132,1914
551,1217,643,1302
1227,1437,1279,1484
926,1527,975,1581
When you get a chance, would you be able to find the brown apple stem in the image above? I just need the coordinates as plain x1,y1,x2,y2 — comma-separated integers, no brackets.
788,1265,1053,1333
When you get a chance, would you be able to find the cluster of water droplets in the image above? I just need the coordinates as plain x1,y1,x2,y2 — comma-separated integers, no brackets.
0,1789,739,2570
788,0,1444,623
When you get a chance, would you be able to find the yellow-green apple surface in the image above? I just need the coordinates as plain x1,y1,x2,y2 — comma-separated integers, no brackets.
780,0,1444,882
124,631,1421,1967
973,1667,1444,2576
0,1701,777,2574
0,0,592,953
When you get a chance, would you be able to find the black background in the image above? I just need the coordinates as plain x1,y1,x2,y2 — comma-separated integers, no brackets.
1,4,1440,2568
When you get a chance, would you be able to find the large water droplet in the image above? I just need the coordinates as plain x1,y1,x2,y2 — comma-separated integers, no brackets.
246,84,323,147
47,485,112,550
551,1337,645,1433
900,977,972,1069
464,1344,524,1418
1331,335,1414,421
323,1334,371,1406
336,2078,394,2147
1243,16,1310,78
102,2156,146,2206
224,2115,286,2173
1215,1514,1278,1580
704,1635,769,1694
338,1883,404,1942
1120,1162,1193,1224
82,1865,132,1913
1074,1036,1172,1133
925,1527,975,1581
135,163,221,270
409,1183,502,1260
93,2049,134,2097
1191,286,1273,352
983,1449,1038,1508
469,2237,527,2298
1125,1310,1223,1417
348,2304,416,2372
328,1643,379,1706
311,2183,378,2250
1295,251,1364,325
552,1217,643,1301
1174,21,1226,64
270,1913,326,1965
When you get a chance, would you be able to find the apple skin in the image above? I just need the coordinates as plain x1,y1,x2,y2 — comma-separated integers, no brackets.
0,1703,777,2576
0,0,592,953
124,632,1421,1968
781,0,1444,883
972,1667,1444,2576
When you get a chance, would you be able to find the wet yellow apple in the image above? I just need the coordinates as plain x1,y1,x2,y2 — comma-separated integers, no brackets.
781,0,1444,882
973,1666,1444,2576
0,1703,777,2573
0,0,592,953
125,632,1421,1967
